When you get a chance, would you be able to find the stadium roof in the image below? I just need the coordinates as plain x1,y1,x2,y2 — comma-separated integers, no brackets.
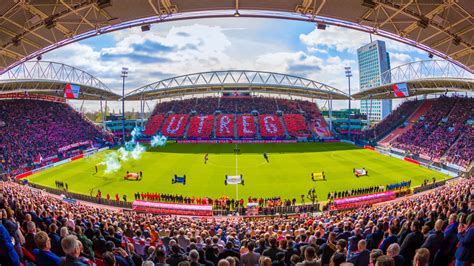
0,60,120,100
125,70,350,100
352,60,474,99
0,1,472,74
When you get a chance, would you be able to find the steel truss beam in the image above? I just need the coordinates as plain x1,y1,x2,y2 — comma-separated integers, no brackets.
125,70,349,101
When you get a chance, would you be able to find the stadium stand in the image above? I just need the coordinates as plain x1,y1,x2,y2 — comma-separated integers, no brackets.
258,114,285,138
161,114,189,137
0,99,114,174
444,127,473,168
142,114,165,136
392,96,473,164
0,178,471,266
366,99,422,141
215,114,235,138
236,114,257,138
142,96,331,140
283,114,312,138
379,99,433,146
186,115,214,139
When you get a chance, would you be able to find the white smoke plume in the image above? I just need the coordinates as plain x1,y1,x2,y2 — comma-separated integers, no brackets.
150,134,167,147
98,127,167,174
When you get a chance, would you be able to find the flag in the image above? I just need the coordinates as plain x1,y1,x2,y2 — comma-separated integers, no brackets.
392,83,409,97
33,153,43,164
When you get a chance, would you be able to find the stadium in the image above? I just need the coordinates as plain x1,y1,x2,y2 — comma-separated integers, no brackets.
0,1,472,266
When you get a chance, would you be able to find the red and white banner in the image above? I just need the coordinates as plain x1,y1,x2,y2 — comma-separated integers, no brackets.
334,191,395,206
186,115,214,138
258,114,284,137
311,117,332,137
237,114,256,138
216,114,235,138
161,114,189,137
132,200,213,216
177,139,297,144
58,140,92,152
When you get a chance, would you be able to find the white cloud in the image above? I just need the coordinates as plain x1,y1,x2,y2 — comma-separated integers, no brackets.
43,20,434,112
300,26,426,55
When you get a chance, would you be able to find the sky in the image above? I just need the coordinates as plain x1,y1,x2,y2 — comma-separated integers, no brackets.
42,17,430,113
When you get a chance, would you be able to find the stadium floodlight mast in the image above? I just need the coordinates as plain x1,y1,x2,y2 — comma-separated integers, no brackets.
121,67,128,143
345,66,352,141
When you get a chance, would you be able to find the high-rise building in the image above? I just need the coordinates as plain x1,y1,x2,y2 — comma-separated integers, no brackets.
357,40,392,121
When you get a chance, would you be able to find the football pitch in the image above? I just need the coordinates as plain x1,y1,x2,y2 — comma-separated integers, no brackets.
27,142,448,202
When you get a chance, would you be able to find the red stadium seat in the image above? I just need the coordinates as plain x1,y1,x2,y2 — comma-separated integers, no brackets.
186,115,214,138
258,114,285,138
161,114,189,137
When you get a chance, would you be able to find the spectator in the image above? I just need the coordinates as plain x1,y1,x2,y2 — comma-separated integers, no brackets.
263,237,283,261
386,243,403,266
375,255,394,266
400,221,423,266
421,219,444,265
59,235,89,266
379,227,398,254
241,241,260,266
296,246,321,266
347,240,370,266
33,231,60,266
413,248,430,266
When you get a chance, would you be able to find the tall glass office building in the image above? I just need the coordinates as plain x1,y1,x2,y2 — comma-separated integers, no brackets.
357,40,392,121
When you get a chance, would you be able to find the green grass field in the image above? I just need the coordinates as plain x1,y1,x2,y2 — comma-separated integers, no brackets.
27,143,448,201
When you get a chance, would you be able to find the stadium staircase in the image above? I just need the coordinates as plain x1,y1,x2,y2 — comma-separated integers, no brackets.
211,114,218,138
442,132,464,160
379,100,432,146
233,114,238,139
182,113,193,139
305,116,318,140
279,115,290,139
254,116,262,139
372,100,423,143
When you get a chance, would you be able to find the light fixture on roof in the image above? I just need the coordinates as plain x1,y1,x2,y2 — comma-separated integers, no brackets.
36,55,42,61
417,16,429,29
44,17,56,30
361,0,376,8
96,0,112,9
452,36,461,46
428,53,434,59
12,37,20,47
141,24,151,32
234,10,240,17
317,23,326,30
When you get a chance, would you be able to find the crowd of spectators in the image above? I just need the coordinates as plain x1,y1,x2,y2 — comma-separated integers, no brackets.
258,115,285,138
444,127,473,168
161,115,190,137
365,100,421,141
150,97,320,117
142,115,165,136
0,100,114,174
0,177,472,266
283,114,312,138
186,115,214,139
237,115,257,138
392,96,473,165
143,97,328,140
215,114,235,138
